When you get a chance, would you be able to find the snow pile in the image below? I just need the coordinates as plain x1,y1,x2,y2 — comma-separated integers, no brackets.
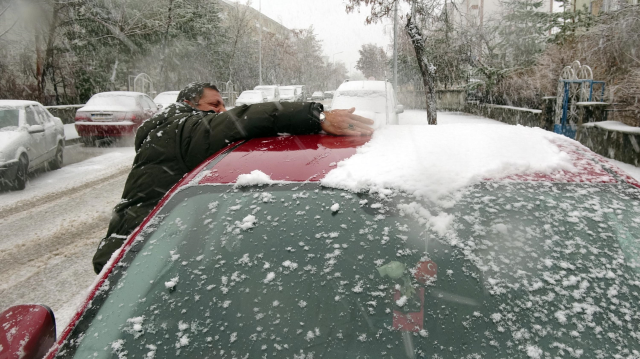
322,125,575,205
234,170,278,187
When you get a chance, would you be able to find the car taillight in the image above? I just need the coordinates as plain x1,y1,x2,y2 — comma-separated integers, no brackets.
75,113,90,122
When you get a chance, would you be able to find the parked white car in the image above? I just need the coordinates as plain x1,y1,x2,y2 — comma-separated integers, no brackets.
0,100,65,190
278,86,300,102
311,91,325,101
331,80,403,127
253,85,280,102
235,90,268,106
153,91,180,109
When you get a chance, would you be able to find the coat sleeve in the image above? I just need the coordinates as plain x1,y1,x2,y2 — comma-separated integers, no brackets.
180,102,323,170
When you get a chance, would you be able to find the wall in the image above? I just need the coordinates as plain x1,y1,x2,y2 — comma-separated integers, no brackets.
464,103,544,127
577,122,640,166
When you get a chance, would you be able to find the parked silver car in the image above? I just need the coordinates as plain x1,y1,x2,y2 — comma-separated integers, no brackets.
0,100,65,190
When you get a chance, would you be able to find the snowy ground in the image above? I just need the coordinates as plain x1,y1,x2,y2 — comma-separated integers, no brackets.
0,145,135,336
0,110,638,339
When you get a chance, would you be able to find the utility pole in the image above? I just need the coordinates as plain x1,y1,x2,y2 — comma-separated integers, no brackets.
393,0,398,91
258,0,263,85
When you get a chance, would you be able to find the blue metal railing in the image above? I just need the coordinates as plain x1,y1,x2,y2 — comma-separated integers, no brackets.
554,79,606,139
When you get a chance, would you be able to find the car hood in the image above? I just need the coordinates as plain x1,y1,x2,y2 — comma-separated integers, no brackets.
0,130,25,161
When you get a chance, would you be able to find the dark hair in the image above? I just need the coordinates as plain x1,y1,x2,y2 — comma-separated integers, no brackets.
177,82,219,104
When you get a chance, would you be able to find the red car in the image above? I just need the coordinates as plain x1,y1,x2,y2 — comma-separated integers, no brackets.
74,91,159,145
2,133,640,358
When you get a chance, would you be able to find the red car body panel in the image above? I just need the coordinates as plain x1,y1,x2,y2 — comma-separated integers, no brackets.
44,133,639,358
74,122,138,137
199,134,371,184
0,304,56,359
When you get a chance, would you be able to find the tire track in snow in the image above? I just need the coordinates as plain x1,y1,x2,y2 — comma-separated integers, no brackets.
0,165,130,221
0,173,127,315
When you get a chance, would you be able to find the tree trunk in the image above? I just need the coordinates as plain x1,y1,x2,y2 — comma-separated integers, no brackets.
405,15,437,125
160,0,174,91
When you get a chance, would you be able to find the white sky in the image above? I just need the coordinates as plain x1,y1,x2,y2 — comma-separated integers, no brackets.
247,0,395,75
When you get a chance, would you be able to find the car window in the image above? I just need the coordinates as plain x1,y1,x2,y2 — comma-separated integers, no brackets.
25,106,41,126
34,105,52,123
139,96,151,110
0,107,20,130
57,182,640,358
144,96,157,109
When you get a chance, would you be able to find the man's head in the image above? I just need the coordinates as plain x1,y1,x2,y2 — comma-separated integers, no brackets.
178,82,226,113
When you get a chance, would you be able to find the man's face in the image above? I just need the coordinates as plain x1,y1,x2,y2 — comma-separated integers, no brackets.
188,88,226,113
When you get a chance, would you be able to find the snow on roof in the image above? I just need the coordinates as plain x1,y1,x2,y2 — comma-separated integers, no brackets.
582,120,640,134
91,91,145,98
321,124,577,206
337,81,387,92
0,100,40,107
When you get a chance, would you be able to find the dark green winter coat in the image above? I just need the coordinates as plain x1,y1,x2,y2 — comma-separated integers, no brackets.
92,101,323,273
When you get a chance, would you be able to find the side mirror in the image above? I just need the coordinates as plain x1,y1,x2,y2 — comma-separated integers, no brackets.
395,105,404,114
28,125,45,134
157,104,163,109
0,304,56,359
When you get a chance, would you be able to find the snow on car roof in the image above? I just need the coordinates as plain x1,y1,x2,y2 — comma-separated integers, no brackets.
0,100,40,107
90,91,145,97
337,80,387,92
196,125,635,205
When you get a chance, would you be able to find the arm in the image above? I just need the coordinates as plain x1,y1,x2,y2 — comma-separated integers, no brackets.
180,102,374,170
180,102,320,169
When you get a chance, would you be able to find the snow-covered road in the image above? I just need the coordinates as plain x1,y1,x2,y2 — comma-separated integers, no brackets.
0,145,135,335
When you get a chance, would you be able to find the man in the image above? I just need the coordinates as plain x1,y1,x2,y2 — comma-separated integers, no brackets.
92,82,374,273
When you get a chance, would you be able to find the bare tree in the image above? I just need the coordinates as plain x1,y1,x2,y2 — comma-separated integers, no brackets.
346,0,439,124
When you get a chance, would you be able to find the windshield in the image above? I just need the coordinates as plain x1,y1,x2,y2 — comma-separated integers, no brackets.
58,182,640,358
332,90,388,113
86,95,138,109
0,108,20,130
254,87,275,97
280,88,295,96
153,92,179,104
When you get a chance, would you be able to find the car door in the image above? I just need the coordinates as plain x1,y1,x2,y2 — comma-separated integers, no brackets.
24,105,47,168
34,105,58,159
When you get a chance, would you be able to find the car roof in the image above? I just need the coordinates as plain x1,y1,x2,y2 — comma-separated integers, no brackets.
179,134,640,189
254,85,278,89
337,80,387,92
156,91,179,95
0,100,41,107
91,91,146,97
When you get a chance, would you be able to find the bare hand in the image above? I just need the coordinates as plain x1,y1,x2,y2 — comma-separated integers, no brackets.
321,108,374,136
